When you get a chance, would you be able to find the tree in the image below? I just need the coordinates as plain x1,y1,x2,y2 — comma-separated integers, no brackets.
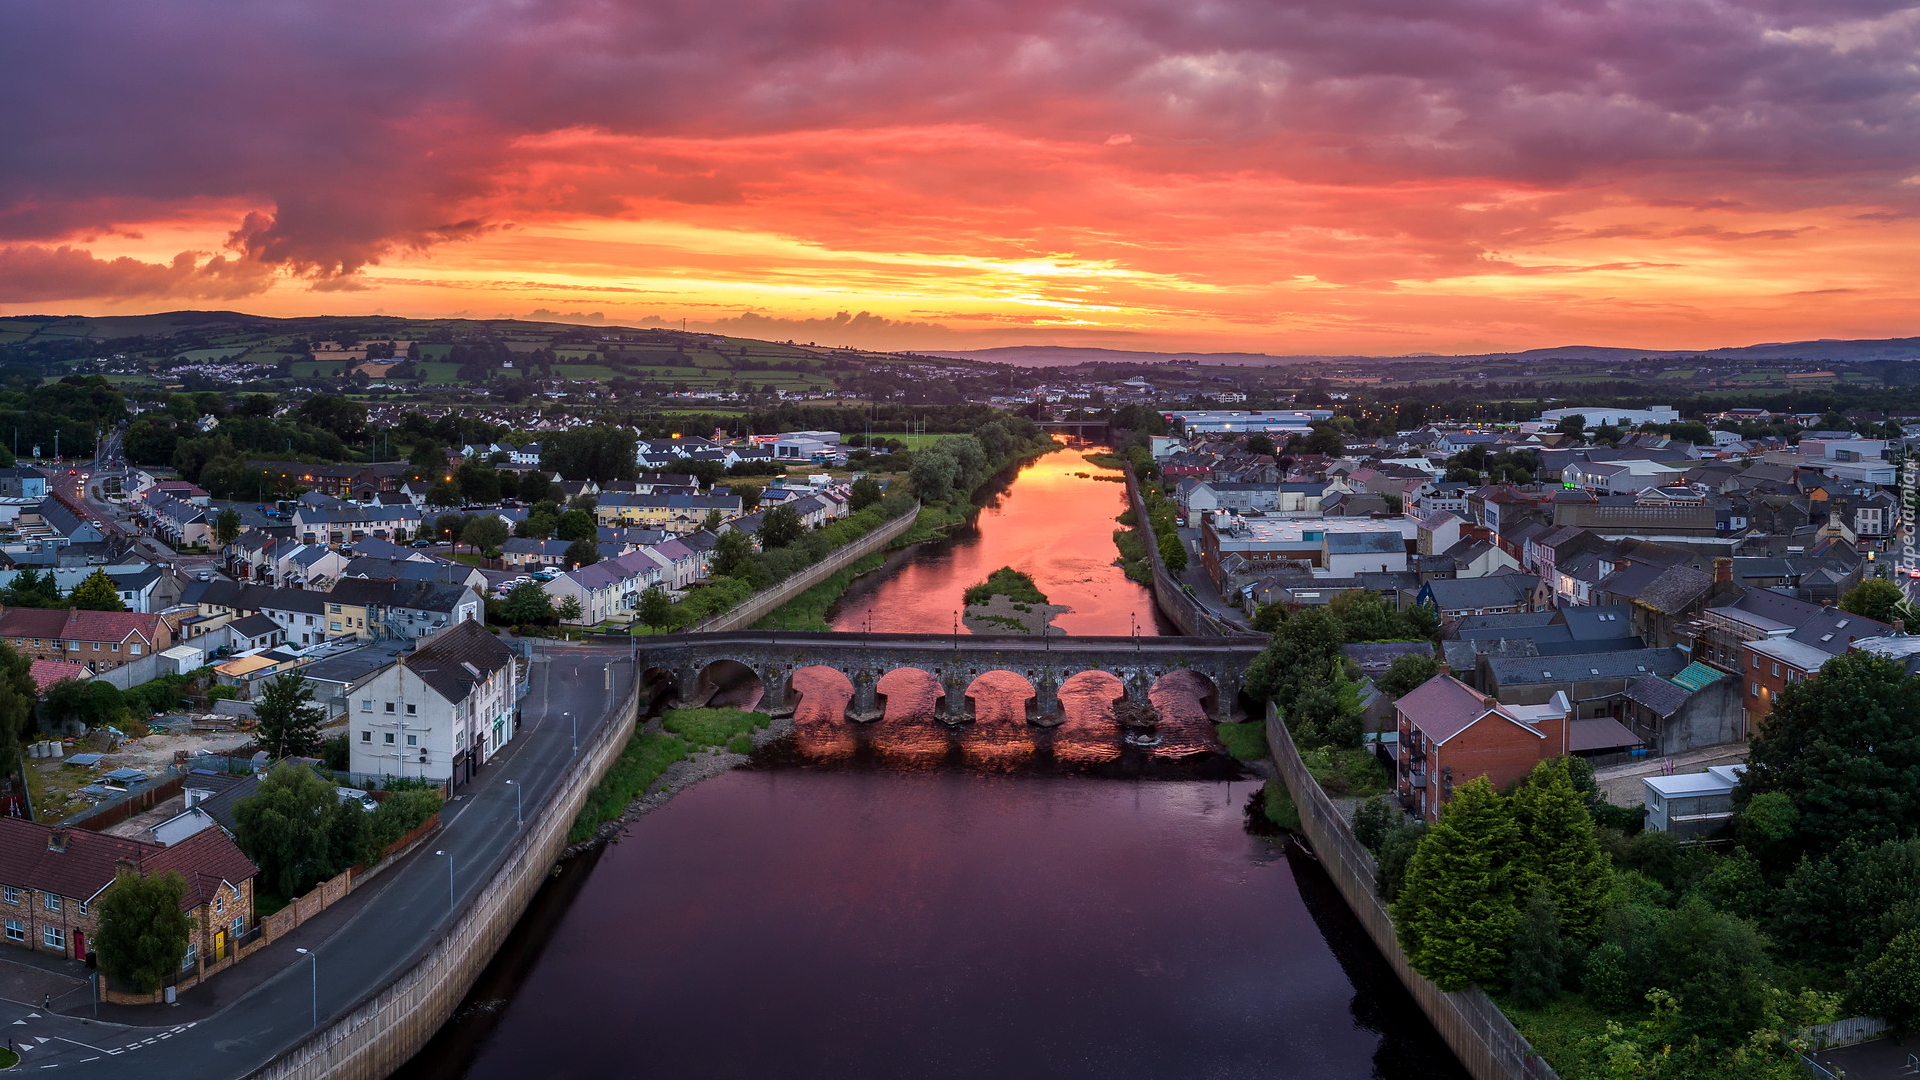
539,426,638,483
1738,652,1920,866
759,505,803,549
849,477,882,512
554,508,596,542
460,514,509,555
214,507,242,546
1377,652,1439,699
1506,890,1567,1009
434,512,468,544
95,871,192,993
1393,778,1524,991
498,580,554,625
0,644,33,776
233,764,338,897
516,470,552,504
1244,434,1275,456
564,537,601,567
700,509,723,533
254,673,325,758
1854,928,1920,1031
727,483,763,512
638,586,674,628
1511,757,1611,941
66,568,126,612
1553,414,1587,440
910,447,959,500
427,480,460,507
0,568,60,608
44,677,127,730
1157,528,1187,571
1840,577,1906,624
556,595,583,623
712,529,756,580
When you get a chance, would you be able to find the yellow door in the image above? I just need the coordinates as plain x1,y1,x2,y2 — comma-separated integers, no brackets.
214,929,227,961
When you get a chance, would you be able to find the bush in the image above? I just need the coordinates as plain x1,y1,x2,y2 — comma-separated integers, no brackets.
660,707,769,748
963,566,1048,606
368,789,442,850
1214,720,1269,761
570,729,689,842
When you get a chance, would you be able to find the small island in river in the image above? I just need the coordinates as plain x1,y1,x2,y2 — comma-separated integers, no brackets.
961,566,1068,636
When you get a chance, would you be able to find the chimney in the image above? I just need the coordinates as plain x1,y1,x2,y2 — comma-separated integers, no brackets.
1896,619,1907,635
47,828,68,853
1713,557,1733,584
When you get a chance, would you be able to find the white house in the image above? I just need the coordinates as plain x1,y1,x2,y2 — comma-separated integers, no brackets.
346,620,518,789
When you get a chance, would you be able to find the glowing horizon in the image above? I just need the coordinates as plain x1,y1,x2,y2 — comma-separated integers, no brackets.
4,1,1918,354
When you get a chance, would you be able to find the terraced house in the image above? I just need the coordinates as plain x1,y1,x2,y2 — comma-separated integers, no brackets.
0,609,170,673
0,820,257,971
347,620,519,787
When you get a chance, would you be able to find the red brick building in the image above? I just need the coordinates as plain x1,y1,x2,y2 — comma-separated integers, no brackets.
1395,675,1572,822
0,608,171,673
0,820,256,970
1738,637,1829,729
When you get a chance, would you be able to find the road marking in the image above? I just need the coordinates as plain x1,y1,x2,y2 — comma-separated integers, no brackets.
55,1037,106,1053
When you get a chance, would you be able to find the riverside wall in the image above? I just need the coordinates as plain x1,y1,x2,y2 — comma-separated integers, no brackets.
247,675,642,1080
1264,705,1559,1080
686,502,920,633
1120,465,1239,638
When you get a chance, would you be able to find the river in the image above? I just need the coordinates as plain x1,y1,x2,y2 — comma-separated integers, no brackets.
395,444,1467,1080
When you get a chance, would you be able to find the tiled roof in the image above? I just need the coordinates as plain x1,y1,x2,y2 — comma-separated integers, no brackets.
28,658,89,693
401,620,514,703
0,608,70,639
1396,674,1501,744
62,610,162,646
0,817,255,908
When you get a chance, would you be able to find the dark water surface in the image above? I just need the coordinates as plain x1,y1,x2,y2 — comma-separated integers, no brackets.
411,769,1467,1080
394,446,1467,1079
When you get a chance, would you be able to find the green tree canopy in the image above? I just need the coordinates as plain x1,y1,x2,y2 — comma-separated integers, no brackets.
564,537,601,568
498,579,554,625
0,568,61,608
67,568,126,612
1393,777,1525,991
759,505,803,549
214,507,243,546
711,529,756,580
254,673,325,759
1738,652,1920,866
1512,757,1612,941
638,586,674,628
848,476,882,512
0,644,35,774
460,513,509,554
554,508,596,542
1376,651,1439,699
1840,577,1907,624
233,764,338,897
95,871,192,994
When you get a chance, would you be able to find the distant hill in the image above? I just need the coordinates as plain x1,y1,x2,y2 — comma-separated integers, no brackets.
929,337,1920,368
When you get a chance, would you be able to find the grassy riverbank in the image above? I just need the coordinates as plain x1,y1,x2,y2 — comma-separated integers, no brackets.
1215,721,1269,762
569,706,778,841
1111,510,1153,584
753,552,886,631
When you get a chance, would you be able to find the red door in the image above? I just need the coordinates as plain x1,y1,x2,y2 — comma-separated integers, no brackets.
72,930,85,960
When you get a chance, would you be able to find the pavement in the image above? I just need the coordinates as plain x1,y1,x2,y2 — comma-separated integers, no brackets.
1593,742,1750,807
24,640,635,1078
1811,1034,1920,1078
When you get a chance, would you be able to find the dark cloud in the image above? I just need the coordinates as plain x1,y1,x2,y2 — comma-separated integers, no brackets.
1,0,1917,299
0,245,273,305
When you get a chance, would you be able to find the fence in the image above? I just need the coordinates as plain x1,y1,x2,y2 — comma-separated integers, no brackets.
683,502,920,633
246,664,642,1080
91,651,172,690
61,767,187,829
1265,704,1559,1080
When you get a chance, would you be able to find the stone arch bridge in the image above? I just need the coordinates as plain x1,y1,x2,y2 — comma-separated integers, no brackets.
634,631,1267,725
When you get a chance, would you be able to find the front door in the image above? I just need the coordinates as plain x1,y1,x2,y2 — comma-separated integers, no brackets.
213,929,227,962
72,931,84,961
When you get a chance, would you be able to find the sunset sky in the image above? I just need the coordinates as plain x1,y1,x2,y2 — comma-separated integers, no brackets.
3,0,1918,354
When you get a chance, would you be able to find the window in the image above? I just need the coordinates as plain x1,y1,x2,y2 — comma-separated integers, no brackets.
385,702,396,713
407,734,418,747
181,942,196,970
1751,682,1760,698
329,604,342,614
110,642,119,652
406,704,416,715
215,895,225,916
91,641,99,651
43,894,60,913
1,886,15,905
1771,663,1780,678
3,920,20,942
1751,655,1759,669
231,916,244,940
384,732,395,744
361,700,372,713
330,622,342,632
42,926,64,950
360,730,371,743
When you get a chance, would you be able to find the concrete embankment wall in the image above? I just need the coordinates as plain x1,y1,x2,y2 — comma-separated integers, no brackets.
248,676,642,1080
1120,466,1238,638
687,503,920,633
1264,706,1559,1080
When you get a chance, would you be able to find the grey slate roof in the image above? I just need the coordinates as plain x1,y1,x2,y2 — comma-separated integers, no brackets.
1623,673,1692,718
401,620,514,703
1488,647,1685,687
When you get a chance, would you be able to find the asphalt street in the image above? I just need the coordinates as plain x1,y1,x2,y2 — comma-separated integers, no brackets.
34,641,635,1078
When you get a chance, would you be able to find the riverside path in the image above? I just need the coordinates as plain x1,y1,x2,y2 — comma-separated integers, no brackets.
31,639,635,1079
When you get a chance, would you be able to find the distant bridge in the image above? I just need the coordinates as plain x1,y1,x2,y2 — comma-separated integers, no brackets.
1034,419,1112,432
633,631,1266,723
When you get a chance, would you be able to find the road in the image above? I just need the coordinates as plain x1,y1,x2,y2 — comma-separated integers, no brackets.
35,641,635,1078
49,427,219,576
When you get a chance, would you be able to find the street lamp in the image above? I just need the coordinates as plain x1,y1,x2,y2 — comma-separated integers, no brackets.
435,850,454,909
294,948,317,1029
506,779,521,826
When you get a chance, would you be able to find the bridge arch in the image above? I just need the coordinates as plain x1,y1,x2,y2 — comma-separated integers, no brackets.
787,665,854,723
694,658,764,710
874,666,943,723
1151,669,1219,719
963,670,1036,724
